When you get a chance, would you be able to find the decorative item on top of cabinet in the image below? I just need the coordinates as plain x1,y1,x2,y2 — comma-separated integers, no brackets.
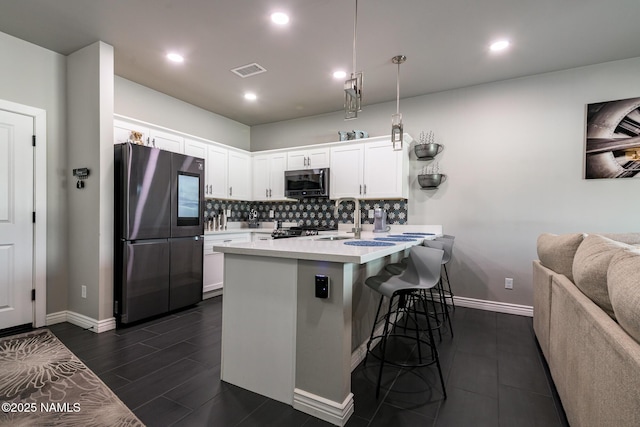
130,131,144,145
418,161,446,189
338,130,369,141
414,131,443,160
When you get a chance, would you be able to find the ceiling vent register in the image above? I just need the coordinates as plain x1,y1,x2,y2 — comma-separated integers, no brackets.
231,63,267,78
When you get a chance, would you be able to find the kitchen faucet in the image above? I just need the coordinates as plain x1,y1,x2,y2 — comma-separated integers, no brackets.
334,198,361,239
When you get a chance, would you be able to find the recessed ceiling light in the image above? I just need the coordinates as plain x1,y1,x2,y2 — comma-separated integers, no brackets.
490,40,510,52
166,53,184,63
244,92,257,101
333,70,347,79
271,12,289,25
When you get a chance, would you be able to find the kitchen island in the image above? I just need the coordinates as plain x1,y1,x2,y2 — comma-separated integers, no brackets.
213,226,442,426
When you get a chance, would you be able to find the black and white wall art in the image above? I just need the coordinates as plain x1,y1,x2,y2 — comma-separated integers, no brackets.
585,96,640,179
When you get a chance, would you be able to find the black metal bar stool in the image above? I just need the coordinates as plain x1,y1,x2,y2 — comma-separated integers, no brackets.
435,235,456,309
384,240,454,340
363,245,447,399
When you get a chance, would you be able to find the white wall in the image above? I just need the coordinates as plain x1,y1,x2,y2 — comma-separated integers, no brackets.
66,42,114,320
0,31,68,314
251,57,640,306
115,77,250,150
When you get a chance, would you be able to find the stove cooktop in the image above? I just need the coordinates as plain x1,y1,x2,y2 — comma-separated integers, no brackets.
271,226,336,239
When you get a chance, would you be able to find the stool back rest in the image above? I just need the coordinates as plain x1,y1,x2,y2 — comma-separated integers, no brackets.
402,245,444,290
434,237,454,263
423,239,447,264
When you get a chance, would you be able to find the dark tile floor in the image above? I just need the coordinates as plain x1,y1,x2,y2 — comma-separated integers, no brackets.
48,297,569,427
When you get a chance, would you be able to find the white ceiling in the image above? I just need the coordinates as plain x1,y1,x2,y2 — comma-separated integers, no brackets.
2,0,640,126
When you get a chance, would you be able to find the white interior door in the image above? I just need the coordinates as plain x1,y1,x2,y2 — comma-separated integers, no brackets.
0,110,34,330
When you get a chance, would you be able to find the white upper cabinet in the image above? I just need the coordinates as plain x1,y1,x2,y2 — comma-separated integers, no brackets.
184,138,208,159
184,139,214,197
252,152,288,201
363,140,407,199
208,145,229,199
227,150,251,200
287,147,330,170
330,144,364,199
330,137,409,199
149,128,184,153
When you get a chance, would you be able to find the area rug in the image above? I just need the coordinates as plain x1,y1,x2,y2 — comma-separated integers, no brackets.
0,329,144,426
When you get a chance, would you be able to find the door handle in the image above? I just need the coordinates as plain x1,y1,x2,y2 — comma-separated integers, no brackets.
266,188,268,198
269,189,272,197
229,186,232,196
359,185,362,195
363,184,367,195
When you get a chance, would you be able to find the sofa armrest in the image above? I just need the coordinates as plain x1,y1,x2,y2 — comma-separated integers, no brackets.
549,274,640,427
533,260,554,359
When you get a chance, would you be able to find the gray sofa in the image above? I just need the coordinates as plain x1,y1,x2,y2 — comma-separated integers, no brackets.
533,233,640,427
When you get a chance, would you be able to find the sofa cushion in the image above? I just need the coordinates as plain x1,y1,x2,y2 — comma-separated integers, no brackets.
600,232,640,245
572,234,633,319
608,248,640,344
537,233,585,281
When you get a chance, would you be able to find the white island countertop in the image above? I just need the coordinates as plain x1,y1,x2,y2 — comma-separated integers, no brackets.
212,226,442,264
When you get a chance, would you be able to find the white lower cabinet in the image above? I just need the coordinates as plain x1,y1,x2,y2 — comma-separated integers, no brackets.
203,233,251,297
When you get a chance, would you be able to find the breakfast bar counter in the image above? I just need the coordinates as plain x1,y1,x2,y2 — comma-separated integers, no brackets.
213,226,442,426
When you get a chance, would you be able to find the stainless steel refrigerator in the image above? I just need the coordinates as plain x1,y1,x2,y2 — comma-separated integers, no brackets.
114,143,204,324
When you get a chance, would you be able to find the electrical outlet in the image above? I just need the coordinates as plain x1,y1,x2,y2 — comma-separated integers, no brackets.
368,209,374,219
81,285,87,298
269,210,274,218
505,278,513,290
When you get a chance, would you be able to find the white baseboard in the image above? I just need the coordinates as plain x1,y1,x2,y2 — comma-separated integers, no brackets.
46,311,116,333
452,296,533,317
293,388,354,426
203,288,223,300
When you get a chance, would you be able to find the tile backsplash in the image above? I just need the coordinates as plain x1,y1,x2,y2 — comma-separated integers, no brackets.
204,198,408,228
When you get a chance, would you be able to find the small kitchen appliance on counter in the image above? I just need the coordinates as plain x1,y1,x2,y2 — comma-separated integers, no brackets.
248,209,260,228
373,208,391,233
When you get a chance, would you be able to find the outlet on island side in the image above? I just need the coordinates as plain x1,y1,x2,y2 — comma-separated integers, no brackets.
81,285,87,298
505,278,513,290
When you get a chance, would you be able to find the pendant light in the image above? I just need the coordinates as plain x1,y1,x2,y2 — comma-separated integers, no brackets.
391,55,406,150
344,0,363,120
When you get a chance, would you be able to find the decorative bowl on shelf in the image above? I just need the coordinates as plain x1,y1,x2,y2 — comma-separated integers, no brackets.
414,143,443,159
418,173,446,189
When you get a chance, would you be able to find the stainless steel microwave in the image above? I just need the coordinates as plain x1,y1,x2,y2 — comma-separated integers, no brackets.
284,168,330,199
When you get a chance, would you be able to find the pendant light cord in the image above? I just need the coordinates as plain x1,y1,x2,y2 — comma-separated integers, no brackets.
396,61,400,114
352,0,358,75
